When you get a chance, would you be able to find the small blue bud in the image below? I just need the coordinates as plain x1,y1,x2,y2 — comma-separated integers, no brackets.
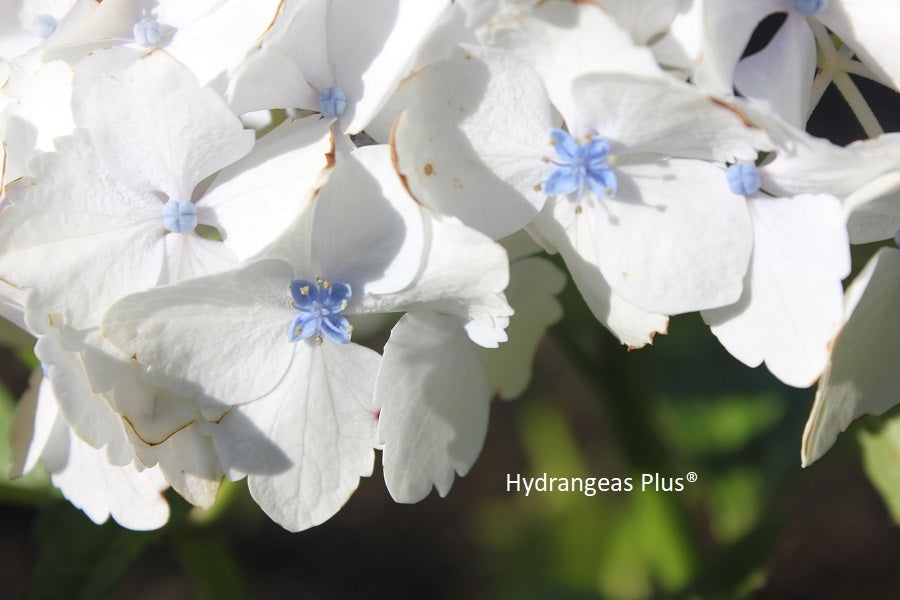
133,17,164,47
794,0,828,15
34,15,57,38
161,200,198,234
319,86,347,118
726,163,761,196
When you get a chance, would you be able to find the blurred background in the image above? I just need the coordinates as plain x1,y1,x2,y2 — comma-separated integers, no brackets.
2,248,899,599
2,14,900,600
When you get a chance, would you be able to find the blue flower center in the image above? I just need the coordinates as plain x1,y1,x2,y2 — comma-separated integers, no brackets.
794,0,827,15
726,163,761,195
161,200,198,234
543,128,617,205
319,86,347,118
290,278,353,344
133,17,163,47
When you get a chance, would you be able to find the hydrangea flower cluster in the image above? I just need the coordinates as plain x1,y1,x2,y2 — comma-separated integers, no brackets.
0,0,897,532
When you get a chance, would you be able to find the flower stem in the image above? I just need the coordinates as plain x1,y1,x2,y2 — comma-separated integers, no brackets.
832,70,884,138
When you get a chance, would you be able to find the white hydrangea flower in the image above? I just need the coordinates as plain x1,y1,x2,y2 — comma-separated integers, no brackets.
39,0,283,86
0,51,253,328
392,3,771,344
102,145,512,530
228,0,450,135
1,50,336,331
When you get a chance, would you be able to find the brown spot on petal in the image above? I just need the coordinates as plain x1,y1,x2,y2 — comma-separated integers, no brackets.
325,127,336,169
424,163,434,176
388,113,422,205
709,97,754,128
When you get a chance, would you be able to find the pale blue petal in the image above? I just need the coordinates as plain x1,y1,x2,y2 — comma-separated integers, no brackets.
290,313,319,342
323,281,351,309
544,166,580,196
290,280,319,308
321,314,352,344
550,129,578,162
583,138,610,162
586,167,618,198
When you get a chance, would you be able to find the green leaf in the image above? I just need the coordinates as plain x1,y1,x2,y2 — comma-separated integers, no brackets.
0,379,57,505
858,407,900,523
28,501,160,600
28,492,192,600
654,393,784,457
0,318,34,349
171,528,249,600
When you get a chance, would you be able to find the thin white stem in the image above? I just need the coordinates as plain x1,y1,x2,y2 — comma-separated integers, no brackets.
809,18,836,60
842,59,882,84
809,64,837,117
832,71,884,137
